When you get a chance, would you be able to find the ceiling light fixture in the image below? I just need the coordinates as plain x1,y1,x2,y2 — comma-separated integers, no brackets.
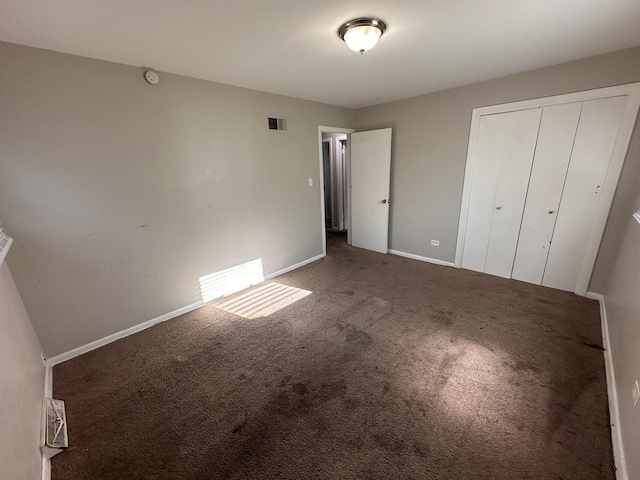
338,18,387,54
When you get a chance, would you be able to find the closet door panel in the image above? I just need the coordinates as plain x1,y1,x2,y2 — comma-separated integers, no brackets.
461,113,509,273
484,108,542,278
543,96,627,291
511,103,582,285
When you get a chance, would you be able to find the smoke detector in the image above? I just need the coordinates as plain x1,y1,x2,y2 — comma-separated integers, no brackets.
144,70,159,85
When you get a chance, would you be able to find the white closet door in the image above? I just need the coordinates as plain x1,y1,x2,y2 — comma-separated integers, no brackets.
542,96,627,291
461,114,506,272
462,108,542,276
511,102,582,284
483,109,542,278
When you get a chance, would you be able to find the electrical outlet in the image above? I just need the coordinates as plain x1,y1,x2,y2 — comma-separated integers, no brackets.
431,240,440,246
633,380,640,407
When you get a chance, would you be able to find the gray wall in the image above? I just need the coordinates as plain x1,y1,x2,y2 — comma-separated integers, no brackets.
355,48,640,476
0,41,354,356
0,261,45,480
590,127,640,478
3,38,640,476
354,46,640,263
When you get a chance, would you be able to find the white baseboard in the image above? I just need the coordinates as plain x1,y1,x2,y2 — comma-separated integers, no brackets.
388,249,455,267
586,291,627,480
45,254,325,368
44,363,52,398
46,300,204,367
264,253,325,280
41,302,206,478
41,359,53,480
38,252,325,479
41,455,50,480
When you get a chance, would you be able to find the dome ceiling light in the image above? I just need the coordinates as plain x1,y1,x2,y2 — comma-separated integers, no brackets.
338,18,387,54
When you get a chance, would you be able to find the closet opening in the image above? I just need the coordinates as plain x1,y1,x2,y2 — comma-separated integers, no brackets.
455,83,640,295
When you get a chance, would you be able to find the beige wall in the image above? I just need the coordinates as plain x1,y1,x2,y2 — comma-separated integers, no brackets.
354,46,640,263
0,261,45,480
0,41,354,356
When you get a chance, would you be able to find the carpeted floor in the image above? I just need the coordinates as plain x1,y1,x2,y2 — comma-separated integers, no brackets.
52,232,614,479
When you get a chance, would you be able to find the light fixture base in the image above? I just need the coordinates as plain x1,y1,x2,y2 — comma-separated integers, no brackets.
338,18,387,54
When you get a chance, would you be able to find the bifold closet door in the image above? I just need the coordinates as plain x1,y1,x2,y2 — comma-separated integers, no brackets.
542,96,627,291
461,108,542,277
511,103,582,284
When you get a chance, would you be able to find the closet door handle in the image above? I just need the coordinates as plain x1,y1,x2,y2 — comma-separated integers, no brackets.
495,206,502,210
548,210,556,214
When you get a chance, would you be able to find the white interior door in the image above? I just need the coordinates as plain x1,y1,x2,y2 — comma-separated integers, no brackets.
462,108,541,277
350,128,392,254
511,102,582,284
542,96,627,291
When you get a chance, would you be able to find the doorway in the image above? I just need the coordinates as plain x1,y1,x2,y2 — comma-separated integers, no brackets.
317,126,393,257
323,134,348,250
318,126,355,256
322,133,348,231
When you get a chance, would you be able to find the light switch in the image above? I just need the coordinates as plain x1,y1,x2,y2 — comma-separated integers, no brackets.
308,178,313,187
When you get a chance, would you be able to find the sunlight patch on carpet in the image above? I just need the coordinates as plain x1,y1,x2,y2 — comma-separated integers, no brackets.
411,335,529,449
213,282,312,319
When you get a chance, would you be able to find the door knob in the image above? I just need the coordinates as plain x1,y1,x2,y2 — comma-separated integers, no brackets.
381,199,387,204
548,210,556,214
495,206,502,210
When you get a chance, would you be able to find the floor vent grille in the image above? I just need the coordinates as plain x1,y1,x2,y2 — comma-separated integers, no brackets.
41,398,68,459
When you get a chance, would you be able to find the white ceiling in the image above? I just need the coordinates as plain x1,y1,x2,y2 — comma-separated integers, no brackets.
1,0,640,108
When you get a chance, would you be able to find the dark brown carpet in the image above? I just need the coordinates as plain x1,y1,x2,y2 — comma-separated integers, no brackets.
52,231,614,479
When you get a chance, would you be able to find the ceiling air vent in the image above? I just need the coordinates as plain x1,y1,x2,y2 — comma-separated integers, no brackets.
268,117,286,131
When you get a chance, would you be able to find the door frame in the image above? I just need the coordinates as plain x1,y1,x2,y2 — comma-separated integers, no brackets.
321,138,332,228
338,138,348,231
455,82,640,295
318,126,355,256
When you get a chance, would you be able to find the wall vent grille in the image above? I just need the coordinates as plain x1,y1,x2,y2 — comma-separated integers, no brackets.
0,228,13,266
268,117,287,131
